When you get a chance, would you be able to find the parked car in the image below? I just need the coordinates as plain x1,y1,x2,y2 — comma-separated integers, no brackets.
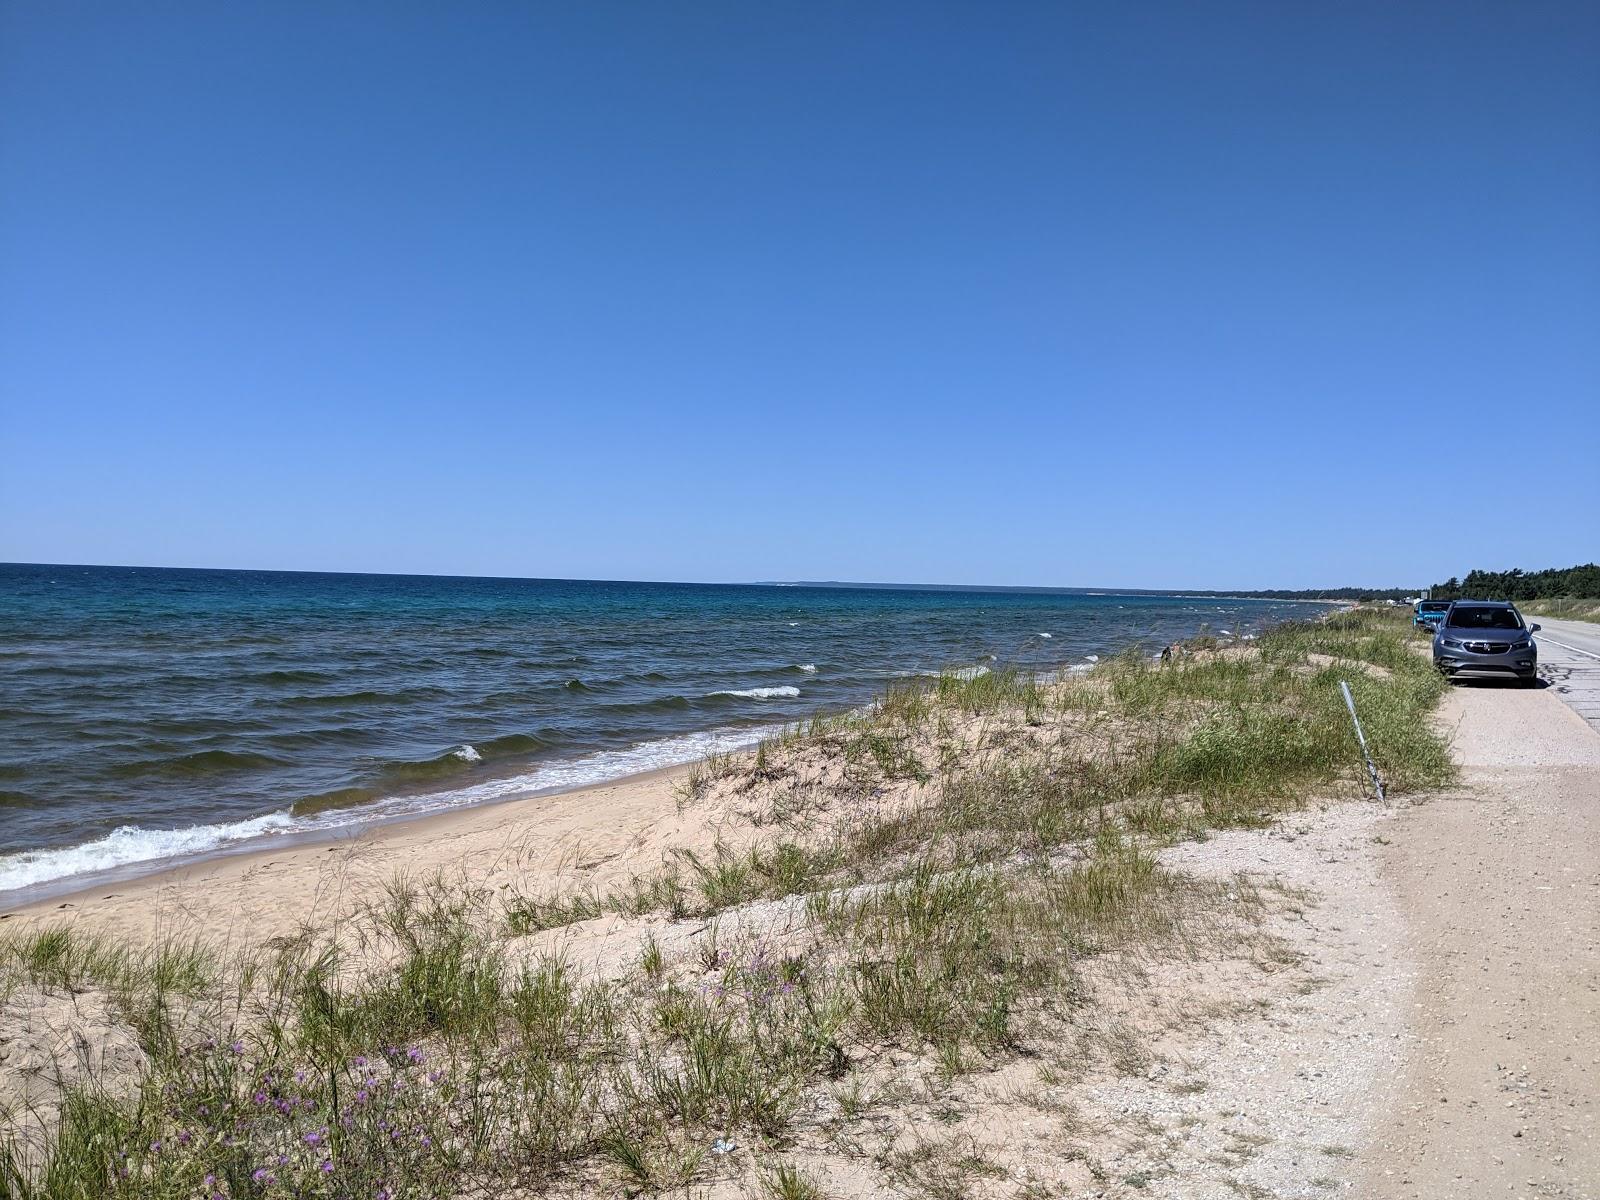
1432,600,1540,686
1414,599,1451,631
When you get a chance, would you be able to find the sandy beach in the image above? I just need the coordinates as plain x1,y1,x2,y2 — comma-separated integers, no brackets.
1,761,720,950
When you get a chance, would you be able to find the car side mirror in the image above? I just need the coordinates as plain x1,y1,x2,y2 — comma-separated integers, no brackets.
1530,623,1541,632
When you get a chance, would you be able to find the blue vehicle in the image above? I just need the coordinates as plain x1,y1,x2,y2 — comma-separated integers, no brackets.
1414,599,1451,631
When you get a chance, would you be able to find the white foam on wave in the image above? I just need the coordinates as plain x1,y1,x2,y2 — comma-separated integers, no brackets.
1037,632,1052,638
796,663,818,673
894,663,992,682
1084,654,1100,663
0,811,295,894
708,686,801,700
451,744,482,763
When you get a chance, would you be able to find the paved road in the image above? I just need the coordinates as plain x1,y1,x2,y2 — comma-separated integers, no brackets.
1533,614,1600,734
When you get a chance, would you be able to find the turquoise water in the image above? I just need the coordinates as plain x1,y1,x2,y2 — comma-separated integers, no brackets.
0,564,1327,897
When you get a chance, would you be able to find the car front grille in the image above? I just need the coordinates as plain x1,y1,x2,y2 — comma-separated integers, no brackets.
1465,641,1512,654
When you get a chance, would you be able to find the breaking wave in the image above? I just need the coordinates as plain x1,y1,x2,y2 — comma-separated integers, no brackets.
0,812,296,894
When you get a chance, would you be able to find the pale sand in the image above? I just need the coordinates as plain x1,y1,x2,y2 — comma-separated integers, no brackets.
0,761,723,948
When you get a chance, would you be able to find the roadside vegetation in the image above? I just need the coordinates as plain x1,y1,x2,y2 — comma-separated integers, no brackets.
0,608,1452,1200
1521,597,1600,624
1430,561,1600,603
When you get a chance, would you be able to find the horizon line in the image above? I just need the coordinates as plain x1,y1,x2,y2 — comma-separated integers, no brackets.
0,560,1414,596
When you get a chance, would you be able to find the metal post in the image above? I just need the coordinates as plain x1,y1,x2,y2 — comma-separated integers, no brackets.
1339,680,1385,802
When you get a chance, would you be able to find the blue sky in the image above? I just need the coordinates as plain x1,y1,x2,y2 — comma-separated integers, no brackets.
2,2,1595,590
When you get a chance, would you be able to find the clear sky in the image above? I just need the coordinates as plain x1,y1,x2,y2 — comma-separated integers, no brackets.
2,2,1595,590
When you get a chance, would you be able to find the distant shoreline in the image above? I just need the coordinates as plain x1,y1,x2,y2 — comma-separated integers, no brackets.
758,580,1408,602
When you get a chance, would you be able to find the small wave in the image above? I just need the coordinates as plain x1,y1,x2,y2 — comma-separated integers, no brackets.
472,731,552,758
277,688,437,709
790,663,818,674
946,665,991,682
291,786,381,817
1084,654,1100,663
253,669,337,685
707,686,801,700
596,694,693,716
1037,632,1052,638
376,746,484,785
0,812,295,893
107,748,286,779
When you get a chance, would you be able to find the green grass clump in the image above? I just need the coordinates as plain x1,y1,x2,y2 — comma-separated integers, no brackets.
763,1160,828,1200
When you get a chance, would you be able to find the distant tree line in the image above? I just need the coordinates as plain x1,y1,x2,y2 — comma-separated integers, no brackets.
1430,562,1600,601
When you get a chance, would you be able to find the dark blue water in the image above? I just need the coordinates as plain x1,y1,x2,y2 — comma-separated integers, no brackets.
0,564,1327,895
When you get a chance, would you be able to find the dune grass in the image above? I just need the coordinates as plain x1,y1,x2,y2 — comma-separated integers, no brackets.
0,606,1451,1199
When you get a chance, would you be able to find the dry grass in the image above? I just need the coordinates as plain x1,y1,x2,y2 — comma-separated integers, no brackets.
1522,597,1600,623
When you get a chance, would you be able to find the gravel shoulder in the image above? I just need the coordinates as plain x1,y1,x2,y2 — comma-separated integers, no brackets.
1069,667,1600,1198
1358,680,1600,1199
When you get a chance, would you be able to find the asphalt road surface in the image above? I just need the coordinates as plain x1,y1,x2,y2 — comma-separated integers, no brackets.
1532,613,1600,734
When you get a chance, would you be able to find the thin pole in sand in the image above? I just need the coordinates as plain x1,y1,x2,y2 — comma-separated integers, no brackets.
1339,679,1386,802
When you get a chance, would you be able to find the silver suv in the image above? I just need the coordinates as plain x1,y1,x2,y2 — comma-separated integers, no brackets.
1432,600,1539,686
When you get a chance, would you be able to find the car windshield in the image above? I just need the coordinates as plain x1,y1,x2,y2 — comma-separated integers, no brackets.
1446,606,1523,630
1419,602,1450,612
